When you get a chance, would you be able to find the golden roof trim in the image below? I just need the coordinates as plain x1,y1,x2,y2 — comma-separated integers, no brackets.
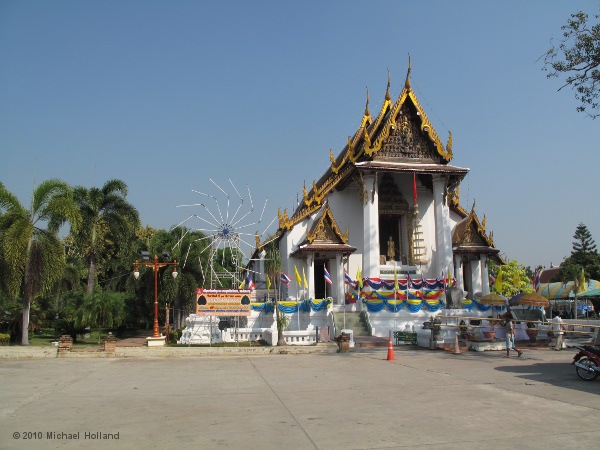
454,202,495,248
283,65,454,233
306,203,349,244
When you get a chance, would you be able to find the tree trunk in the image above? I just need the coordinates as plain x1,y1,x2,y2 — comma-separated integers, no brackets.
87,257,96,295
174,296,181,329
21,238,34,346
276,300,286,346
21,295,31,346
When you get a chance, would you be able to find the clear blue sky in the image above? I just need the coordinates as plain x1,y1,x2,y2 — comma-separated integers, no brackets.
1,0,598,270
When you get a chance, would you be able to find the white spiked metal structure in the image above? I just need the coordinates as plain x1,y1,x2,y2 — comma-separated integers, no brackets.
173,179,274,288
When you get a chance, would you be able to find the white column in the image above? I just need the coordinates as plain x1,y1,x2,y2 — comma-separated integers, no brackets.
480,255,490,295
469,259,483,296
454,255,464,292
362,173,380,279
432,175,453,278
307,253,315,299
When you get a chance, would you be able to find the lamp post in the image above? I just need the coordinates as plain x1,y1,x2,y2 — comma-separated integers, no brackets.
134,255,178,343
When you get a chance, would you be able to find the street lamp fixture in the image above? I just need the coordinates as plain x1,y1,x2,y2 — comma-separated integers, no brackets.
133,254,178,343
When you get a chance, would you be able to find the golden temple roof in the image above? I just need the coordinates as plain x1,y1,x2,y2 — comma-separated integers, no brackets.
279,64,457,233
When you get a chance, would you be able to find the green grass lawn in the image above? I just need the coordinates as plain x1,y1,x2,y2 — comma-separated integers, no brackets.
24,328,124,347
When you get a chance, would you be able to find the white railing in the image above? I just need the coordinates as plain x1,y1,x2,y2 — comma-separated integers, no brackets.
223,329,265,343
263,329,318,346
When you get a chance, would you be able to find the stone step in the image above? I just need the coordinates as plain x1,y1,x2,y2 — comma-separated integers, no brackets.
354,336,389,347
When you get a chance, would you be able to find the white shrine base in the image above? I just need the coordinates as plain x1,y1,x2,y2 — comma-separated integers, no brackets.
178,309,331,346
146,336,166,347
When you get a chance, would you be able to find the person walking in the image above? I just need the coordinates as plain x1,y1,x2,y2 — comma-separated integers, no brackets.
552,311,565,350
503,312,523,358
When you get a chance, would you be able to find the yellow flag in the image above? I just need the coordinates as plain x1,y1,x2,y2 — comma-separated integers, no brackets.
495,267,503,294
577,268,587,294
294,265,302,285
394,269,399,292
266,274,271,291
302,267,308,289
356,266,363,289
238,279,246,289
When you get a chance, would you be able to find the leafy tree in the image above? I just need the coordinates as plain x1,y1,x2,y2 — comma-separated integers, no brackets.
263,239,286,346
0,180,81,345
72,179,139,295
489,260,533,298
558,223,600,313
79,287,127,343
543,10,600,118
571,222,597,261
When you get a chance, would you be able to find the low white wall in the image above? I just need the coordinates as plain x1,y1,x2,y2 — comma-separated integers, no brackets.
179,309,331,345
263,329,319,346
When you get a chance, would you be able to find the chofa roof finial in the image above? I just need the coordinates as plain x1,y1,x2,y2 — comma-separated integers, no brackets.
404,53,412,89
385,68,391,101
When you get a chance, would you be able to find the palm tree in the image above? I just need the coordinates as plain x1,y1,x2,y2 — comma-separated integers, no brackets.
0,180,81,345
72,179,139,294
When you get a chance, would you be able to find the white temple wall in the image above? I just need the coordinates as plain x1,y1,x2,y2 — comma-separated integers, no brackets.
329,187,365,290
448,208,463,229
329,188,365,254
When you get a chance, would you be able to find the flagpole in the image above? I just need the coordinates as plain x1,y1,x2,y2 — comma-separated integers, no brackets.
394,262,397,331
324,266,327,300
297,280,300,331
343,264,347,330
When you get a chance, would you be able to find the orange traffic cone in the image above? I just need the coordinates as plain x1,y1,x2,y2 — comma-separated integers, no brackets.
453,334,461,355
386,337,395,361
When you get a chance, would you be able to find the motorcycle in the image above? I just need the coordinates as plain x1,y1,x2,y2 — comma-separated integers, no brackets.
572,345,600,381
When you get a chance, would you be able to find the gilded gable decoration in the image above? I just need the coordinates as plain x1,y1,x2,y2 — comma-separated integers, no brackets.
306,204,349,244
377,105,440,162
453,205,495,248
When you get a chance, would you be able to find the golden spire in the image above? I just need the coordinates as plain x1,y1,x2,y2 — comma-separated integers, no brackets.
364,86,371,117
404,53,412,90
385,68,391,101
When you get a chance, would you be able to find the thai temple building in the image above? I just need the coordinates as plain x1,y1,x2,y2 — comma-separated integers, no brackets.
180,64,505,346
262,64,499,301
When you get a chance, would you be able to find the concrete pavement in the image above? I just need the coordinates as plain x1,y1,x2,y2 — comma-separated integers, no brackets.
1,346,599,449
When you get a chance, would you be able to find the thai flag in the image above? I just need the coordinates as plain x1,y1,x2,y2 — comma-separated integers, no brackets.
245,271,256,291
324,266,333,285
280,272,291,286
344,270,354,286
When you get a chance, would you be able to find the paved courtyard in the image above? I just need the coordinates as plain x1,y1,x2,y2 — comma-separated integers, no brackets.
1,347,599,449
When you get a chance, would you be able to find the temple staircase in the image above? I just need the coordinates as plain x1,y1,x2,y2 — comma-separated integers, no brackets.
333,311,387,347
